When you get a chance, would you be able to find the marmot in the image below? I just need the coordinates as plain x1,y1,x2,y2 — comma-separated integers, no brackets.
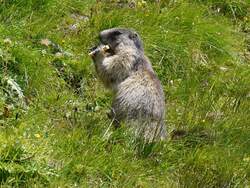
89,28,166,142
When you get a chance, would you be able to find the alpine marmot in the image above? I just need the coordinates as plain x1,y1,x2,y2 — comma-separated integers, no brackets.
89,28,166,142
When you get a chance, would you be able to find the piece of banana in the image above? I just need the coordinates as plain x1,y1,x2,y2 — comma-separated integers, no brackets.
89,45,110,57
102,45,110,52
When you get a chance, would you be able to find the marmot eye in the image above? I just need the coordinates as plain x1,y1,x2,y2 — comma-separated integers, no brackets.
129,33,138,40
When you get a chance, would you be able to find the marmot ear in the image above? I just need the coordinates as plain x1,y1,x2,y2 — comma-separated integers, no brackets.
129,32,138,40
129,32,143,50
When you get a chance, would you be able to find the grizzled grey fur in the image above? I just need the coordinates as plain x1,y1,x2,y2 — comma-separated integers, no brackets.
90,28,166,142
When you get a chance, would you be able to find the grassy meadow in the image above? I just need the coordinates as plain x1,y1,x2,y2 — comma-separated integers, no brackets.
0,0,250,187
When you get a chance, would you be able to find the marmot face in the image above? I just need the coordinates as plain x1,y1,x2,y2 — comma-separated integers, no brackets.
99,28,144,54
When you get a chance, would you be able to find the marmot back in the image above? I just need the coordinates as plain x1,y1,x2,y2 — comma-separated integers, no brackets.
89,28,166,142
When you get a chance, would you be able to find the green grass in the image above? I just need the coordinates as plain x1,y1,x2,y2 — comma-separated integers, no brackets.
0,0,250,187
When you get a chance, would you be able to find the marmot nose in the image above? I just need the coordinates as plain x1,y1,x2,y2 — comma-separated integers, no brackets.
100,29,109,37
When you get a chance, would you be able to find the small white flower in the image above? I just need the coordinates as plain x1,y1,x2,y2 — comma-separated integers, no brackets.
55,52,63,57
3,38,12,45
219,66,228,71
40,38,51,47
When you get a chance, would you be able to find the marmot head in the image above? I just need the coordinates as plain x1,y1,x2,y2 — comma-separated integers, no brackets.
99,28,144,54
